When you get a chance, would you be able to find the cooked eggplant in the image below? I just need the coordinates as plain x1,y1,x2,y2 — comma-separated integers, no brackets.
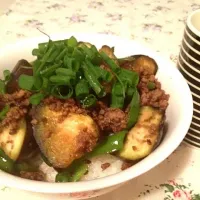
78,42,92,48
99,45,119,65
118,106,164,160
33,105,100,168
18,114,38,161
0,118,26,161
6,59,33,94
119,55,158,75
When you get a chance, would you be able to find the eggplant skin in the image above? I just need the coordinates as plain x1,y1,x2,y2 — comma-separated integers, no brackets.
33,105,99,168
99,45,119,65
78,41,92,48
118,106,164,161
119,55,158,75
6,59,32,94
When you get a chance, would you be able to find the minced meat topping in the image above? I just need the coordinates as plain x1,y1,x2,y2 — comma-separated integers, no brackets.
0,90,31,134
138,73,169,110
0,73,169,136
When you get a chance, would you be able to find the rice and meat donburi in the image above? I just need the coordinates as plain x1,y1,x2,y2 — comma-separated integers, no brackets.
0,36,169,182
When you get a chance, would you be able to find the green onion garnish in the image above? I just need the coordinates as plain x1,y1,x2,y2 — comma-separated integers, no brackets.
18,75,34,90
82,94,97,108
29,93,45,105
0,105,10,120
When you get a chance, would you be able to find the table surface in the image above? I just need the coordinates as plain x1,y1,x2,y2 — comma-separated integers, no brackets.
1,0,200,199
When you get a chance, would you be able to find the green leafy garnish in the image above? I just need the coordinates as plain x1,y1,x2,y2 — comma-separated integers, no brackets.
29,93,45,105
127,89,140,129
0,80,5,94
0,105,10,120
18,75,34,90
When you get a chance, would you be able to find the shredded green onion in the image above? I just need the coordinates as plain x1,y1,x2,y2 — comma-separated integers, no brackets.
29,93,45,105
0,105,10,120
75,79,89,99
3,70,11,83
51,85,73,99
81,94,97,108
111,82,124,109
16,36,141,114
127,89,140,129
0,80,5,94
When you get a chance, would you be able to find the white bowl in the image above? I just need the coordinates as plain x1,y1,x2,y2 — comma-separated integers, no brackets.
0,33,193,199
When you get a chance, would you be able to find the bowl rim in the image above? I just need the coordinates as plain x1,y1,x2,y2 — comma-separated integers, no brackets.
0,33,193,193
187,9,200,38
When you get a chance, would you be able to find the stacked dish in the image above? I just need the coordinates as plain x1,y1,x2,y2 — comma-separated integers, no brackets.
177,9,200,147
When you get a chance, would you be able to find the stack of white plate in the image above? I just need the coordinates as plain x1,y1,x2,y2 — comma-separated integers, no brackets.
177,21,200,147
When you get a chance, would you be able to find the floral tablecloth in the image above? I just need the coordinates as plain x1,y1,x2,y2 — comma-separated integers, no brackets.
0,0,200,199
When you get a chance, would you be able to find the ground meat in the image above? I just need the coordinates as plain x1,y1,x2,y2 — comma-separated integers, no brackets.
43,97,87,116
138,74,169,110
42,98,128,133
35,97,89,124
0,90,31,107
92,106,127,133
0,90,31,134
20,171,45,181
76,127,98,154
121,161,133,170
31,119,38,125
0,106,27,134
101,162,111,171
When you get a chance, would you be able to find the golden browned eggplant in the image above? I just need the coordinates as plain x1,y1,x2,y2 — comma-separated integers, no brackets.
118,106,164,160
0,118,27,161
32,104,100,168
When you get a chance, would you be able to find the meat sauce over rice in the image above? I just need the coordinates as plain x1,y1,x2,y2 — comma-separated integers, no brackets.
0,38,169,182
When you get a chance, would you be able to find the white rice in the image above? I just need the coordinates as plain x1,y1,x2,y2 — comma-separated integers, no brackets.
39,162,57,182
81,154,124,181
39,154,124,182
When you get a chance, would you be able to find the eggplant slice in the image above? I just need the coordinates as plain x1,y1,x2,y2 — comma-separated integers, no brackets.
118,106,164,160
32,104,100,168
99,45,119,65
18,114,38,161
78,41,93,48
0,118,26,161
118,55,158,75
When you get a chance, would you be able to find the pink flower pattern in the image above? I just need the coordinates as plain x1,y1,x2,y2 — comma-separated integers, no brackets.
173,190,182,198
139,180,200,200
159,180,199,200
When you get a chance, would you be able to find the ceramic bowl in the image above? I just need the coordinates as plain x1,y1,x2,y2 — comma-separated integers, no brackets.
0,33,193,199
177,9,200,147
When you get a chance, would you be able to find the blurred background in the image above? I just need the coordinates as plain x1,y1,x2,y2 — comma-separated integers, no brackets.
0,0,199,60
0,0,15,14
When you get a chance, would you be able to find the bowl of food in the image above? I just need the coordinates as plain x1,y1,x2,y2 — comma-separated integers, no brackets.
0,33,193,199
